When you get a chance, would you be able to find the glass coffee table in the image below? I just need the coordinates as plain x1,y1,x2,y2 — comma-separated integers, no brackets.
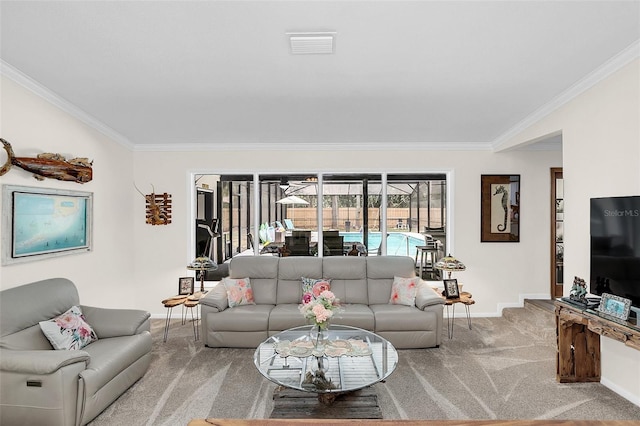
254,325,398,404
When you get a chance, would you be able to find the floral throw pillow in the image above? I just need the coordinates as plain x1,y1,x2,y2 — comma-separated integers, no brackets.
39,305,98,350
389,276,420,306
222,277,255,308
301,277,331,303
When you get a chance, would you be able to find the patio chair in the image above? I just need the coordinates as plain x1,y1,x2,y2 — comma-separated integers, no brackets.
323,231,344,256
285,231,311,256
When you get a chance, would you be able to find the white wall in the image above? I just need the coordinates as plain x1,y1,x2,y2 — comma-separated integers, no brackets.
131,148,560,316
0,76,138,309
501,59,640,405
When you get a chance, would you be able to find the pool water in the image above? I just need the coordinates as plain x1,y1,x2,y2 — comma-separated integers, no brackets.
341,231,426,256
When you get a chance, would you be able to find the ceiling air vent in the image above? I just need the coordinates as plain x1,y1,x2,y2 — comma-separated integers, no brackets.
287,32,336,55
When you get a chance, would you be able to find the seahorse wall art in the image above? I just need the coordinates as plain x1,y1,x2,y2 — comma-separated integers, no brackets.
0,138,93,183
492,184,509,232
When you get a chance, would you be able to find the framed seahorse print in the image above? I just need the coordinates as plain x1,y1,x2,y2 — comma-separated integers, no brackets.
481,174,520,242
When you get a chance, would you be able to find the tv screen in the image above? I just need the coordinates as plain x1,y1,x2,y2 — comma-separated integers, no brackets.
590,196,640,308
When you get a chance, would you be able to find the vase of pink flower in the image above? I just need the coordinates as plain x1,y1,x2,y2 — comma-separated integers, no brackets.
299,289,340,349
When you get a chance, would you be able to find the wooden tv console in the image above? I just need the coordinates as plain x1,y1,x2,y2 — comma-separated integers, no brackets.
555,299,640,383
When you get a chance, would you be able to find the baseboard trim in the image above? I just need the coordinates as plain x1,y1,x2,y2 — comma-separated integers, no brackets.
601,377,640,408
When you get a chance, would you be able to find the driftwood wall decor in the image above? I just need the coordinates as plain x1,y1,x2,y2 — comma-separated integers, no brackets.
0,138,93,183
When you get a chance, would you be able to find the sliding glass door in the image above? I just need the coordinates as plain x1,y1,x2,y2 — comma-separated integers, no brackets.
219,176,254,260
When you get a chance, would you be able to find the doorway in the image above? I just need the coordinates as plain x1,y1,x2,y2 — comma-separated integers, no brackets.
550,167,564,297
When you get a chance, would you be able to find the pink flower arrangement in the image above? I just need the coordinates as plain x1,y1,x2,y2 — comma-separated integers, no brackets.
299,289,340,329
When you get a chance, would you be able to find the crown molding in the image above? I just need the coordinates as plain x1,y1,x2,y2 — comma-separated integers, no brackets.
1,60,135,150
512,141,562,151
132,140,493,152
492,39,640,152
506,131,563,152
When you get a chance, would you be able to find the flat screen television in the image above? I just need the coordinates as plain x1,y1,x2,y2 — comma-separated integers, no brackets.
590,195,640,311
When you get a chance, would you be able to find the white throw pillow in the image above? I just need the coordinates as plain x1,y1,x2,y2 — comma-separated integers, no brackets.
39,305,98,350
389,276,420,306
222,277,255,308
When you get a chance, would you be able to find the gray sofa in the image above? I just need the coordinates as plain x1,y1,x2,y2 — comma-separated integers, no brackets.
200,255,444,349
0,278,152,426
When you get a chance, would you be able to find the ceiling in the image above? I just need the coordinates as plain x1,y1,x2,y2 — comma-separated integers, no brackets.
1,1,639,151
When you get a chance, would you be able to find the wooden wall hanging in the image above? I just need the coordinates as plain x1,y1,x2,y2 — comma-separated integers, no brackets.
145,192,172,225
135,184,172,225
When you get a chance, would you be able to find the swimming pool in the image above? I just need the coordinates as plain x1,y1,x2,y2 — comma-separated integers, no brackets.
341,231,426,257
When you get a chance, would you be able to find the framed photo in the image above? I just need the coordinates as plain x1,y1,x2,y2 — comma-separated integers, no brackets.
178,277,194,295
481,174,520,242
443,278,460,299
2,185,93,265
597,293,631,321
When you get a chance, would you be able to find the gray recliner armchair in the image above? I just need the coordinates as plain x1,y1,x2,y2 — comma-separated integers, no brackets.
0,278,152,426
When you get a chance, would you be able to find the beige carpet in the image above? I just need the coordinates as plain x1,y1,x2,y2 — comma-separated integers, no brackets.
88,305,640,425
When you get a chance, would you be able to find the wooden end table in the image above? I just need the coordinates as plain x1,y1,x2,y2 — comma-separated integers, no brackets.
183,291,207,341
444,291,475,339
161,291,207,342
161,295,187,342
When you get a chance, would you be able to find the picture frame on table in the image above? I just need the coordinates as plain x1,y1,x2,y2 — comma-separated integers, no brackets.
443,278,460,299
481,174,520,242
178,277,194,295
597,292,631,321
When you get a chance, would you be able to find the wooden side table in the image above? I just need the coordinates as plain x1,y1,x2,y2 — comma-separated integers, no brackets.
183,299,200,341
182,291,207,341
444,291,475,339
161,295,188,342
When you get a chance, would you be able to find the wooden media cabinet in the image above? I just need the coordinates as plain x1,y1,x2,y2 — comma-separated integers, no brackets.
555,299,640,383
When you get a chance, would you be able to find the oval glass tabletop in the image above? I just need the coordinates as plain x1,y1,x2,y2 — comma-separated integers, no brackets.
253,324,398,394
